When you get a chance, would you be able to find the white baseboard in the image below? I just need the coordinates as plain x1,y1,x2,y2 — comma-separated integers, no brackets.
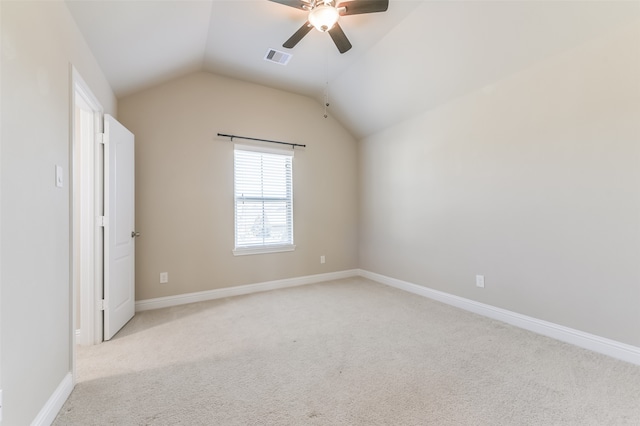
359,269,640,366
136,269,359,312
134,268,640,365
31,372,73,426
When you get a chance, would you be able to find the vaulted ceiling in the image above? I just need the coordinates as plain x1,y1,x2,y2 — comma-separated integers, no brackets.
66,0,640,138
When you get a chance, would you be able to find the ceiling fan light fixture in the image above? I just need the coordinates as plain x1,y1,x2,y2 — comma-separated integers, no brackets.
273,0,389,54
309,5,339,32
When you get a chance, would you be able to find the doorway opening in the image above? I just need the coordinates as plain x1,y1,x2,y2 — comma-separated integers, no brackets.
71,67,104,359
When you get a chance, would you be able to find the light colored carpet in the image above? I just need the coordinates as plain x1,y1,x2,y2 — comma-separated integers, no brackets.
55,277,640,425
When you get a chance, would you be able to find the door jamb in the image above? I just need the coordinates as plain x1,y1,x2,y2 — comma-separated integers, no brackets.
70,66,104,382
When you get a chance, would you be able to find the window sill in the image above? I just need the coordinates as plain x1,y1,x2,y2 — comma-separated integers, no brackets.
233,244,296,256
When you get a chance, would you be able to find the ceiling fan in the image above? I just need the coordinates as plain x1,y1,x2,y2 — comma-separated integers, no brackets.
269,0,389,54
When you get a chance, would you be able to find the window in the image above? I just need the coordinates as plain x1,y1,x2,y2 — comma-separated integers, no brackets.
233,145,294,255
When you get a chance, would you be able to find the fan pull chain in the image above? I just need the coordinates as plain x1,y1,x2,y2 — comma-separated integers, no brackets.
324,82,330,119
324,39,330,119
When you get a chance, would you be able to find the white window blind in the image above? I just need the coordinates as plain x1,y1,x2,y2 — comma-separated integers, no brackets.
234,145,294,254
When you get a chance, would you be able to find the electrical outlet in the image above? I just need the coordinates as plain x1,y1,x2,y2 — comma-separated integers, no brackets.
160,272,169,284
476,275,485,288
320,255,325,264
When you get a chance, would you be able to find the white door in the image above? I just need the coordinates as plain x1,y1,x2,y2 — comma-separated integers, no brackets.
104,114,136,340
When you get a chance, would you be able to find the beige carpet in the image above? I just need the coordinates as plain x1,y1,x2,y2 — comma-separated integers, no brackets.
55,277,640,425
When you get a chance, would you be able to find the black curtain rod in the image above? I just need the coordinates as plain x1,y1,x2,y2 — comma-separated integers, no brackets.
218,133,306,149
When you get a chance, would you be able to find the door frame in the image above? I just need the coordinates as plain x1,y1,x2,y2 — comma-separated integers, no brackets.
70,66,104,381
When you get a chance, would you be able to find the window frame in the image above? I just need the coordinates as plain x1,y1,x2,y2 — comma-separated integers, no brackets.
232,144,295,256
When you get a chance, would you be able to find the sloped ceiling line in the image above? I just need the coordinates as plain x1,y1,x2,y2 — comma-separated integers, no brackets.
65,0,640,139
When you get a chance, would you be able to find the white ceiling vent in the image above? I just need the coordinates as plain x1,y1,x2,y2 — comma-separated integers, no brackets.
264,49,292,65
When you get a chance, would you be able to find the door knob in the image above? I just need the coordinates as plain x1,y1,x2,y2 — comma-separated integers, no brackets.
131,231,140,238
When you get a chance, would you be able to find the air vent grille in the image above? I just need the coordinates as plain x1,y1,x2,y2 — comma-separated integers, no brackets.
264,49,292,65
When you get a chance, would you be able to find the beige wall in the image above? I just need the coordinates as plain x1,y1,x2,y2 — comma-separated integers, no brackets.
118,72,359,301
359,21,640,347
1,1,116,423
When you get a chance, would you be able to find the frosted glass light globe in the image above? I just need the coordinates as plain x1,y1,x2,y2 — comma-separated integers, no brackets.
309,5,339,32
